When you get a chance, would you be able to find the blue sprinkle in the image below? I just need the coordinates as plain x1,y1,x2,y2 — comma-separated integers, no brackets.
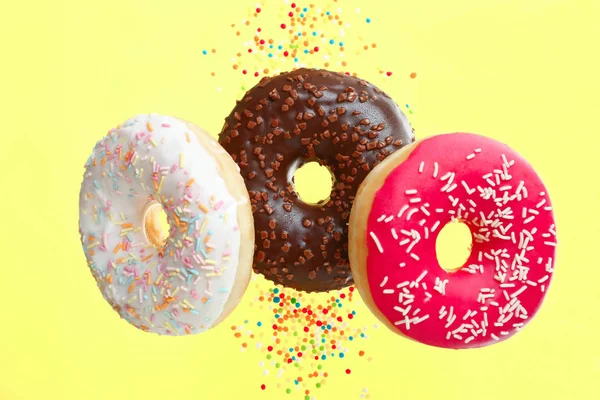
269,44,274,49
406,104,409,108
326,11,330,15
339,353,345,358
273,297,281,303
329,39,335,44
294,380,299,385
360,333,365,338
93,180,100,189
321,338,326,343
278,45,283,50
300,13,304,18
312,32,317,36
199,249,208,258
218,288,229,293
327,324,332,329
294,57,299,62
274,288,279,294
303,7,308,12
268,53,273,58
186,275,193,285
366,18,371,23
352,311,356,315
321,355,326,360
195,238,201,252
190,309,200,315
298,32,302,36
202,50,208,55
257,321,262,327
289,347,294,352
349,336,354,341
304,49,309,54
336,299,340,303
295,302,300,307
275,314,280,318
339,42,344,46
188,268,199,276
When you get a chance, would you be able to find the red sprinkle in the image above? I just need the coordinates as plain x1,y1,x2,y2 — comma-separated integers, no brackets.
281,23,287,29
345,369,351,374
291,2,296,7
256,8,261,13
261,384,266,390
314,46,319,52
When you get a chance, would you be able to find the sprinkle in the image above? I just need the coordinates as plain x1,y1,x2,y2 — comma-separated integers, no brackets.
370,232,384,253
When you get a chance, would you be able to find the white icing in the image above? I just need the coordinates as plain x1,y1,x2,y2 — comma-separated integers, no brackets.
79,114,242,335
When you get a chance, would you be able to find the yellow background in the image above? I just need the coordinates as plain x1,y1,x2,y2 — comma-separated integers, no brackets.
1,0,599,399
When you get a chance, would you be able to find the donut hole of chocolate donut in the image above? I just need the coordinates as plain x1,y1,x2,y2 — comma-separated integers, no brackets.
292,161,335,205
142,200,170,248
435,219,473,273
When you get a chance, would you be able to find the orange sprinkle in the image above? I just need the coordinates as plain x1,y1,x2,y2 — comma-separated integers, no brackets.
146,122,153,132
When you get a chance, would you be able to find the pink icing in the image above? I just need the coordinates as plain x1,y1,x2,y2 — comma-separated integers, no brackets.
365,133,556,349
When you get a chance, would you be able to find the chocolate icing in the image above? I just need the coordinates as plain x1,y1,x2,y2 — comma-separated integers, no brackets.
219,68,414,292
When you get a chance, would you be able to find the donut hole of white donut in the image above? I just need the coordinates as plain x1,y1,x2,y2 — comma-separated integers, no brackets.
435,219,473,273
291,160,335,205
141,200,170,249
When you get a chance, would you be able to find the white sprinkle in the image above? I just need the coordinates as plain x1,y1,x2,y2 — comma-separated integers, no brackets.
424,227,429,239
379,276,389,287
410,253,420,261
466,153,475,160
536,199,547,208
391,228,398,240
431,221,441,232
524,216,535,224
397,204,409,218
433,162,439,178
511,286,527,298
406,208,419,220
377,214,386,222
464,336,475,344
409,197,422,204
420,206,431,216
415,270,428,283
462,181,475,194
399,238,410,246
474,148,482,153
405,189,418,195
441,172,452,181
399,262,406,268
418,162,424,173
384,215,394,223
370,232,384,253
382,289,395,294
544,241,557,247
538,275,549,283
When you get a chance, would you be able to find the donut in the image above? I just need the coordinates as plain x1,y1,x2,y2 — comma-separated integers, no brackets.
219,68,414,292
78,114,254,335
349,133,557,348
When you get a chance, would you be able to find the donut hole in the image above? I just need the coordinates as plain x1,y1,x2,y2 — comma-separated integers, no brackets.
142,201,169,248
435,220,473,273
293,161,335,205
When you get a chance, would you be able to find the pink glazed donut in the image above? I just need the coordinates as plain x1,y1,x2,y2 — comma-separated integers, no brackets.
349,133,557,349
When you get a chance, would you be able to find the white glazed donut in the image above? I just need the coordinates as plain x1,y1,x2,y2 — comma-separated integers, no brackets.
79,114,254,335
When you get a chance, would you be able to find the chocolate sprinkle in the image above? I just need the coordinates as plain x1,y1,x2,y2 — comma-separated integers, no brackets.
219,68,414,292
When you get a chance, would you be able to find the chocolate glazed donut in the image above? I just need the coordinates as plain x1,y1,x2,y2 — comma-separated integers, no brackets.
219,68,414,292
